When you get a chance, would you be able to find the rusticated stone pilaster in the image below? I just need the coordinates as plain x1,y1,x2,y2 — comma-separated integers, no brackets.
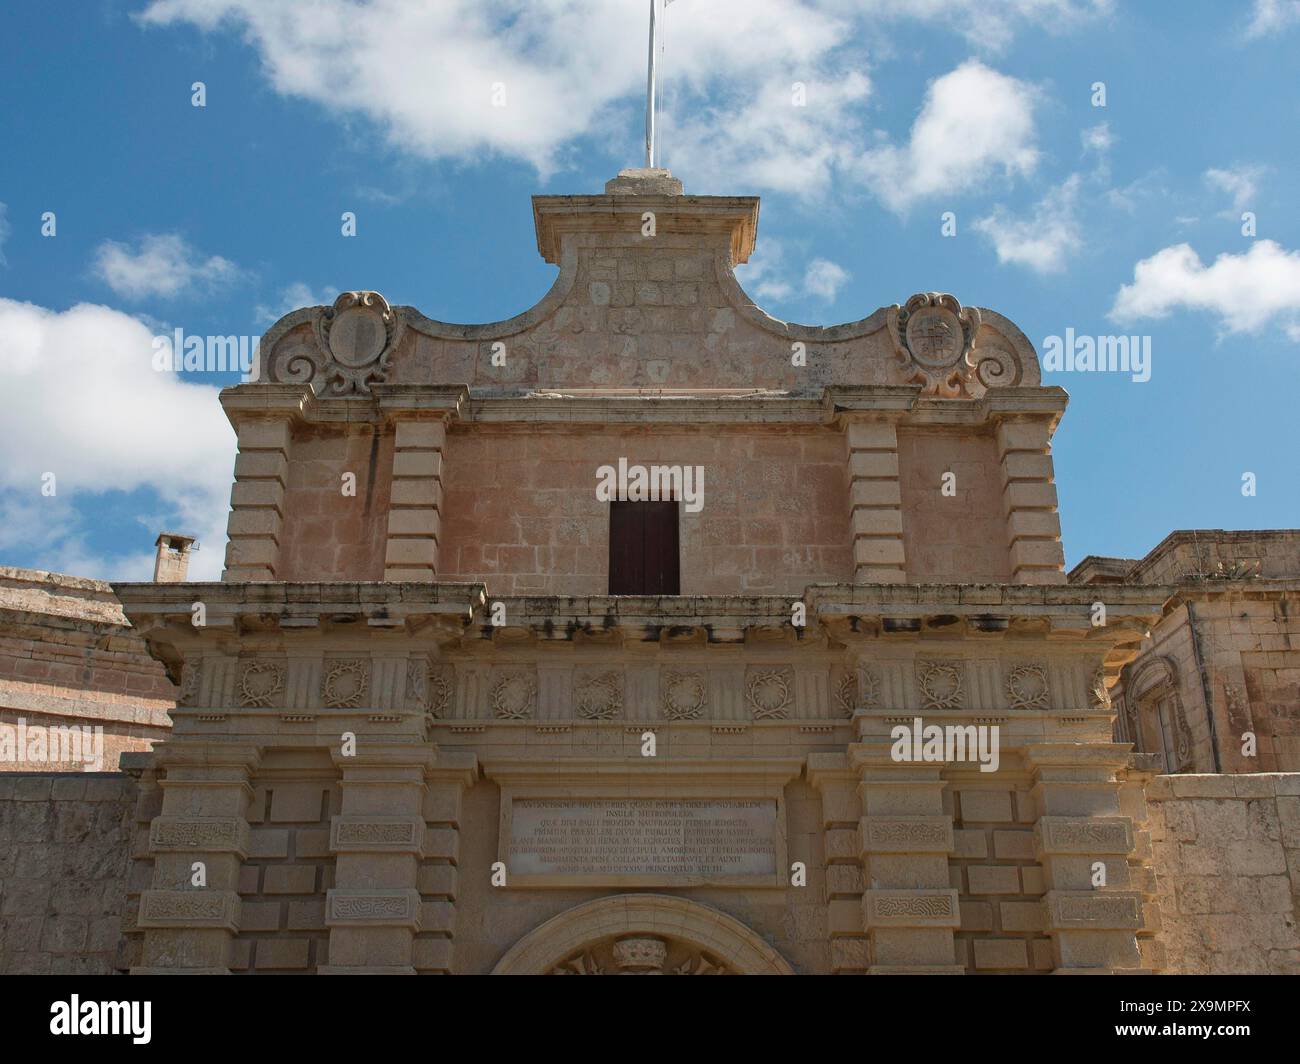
132,743,261,974
321,745,437,975
1024,743,1148,973
851,748,962,974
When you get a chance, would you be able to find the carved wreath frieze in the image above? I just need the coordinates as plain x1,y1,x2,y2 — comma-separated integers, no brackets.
428,667,453,718
322,659,370,709
661,671,708,721
843,665,882,715
266,291,403,396
405,660,429,712
237,661,284,708
886,292,1019,397
1006,663,1050,710
746,667,793,720
916,661,964,711
575,670,623,720
833,671,857,717
492,671,536,720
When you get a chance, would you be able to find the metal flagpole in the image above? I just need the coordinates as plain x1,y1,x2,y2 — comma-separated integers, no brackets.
645,0,661,168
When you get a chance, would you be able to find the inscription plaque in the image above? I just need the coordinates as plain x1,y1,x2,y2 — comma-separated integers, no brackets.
507,798,779,882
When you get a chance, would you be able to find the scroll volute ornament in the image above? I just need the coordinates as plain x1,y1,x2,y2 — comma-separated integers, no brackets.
267,291,402,396
887,292,1016,397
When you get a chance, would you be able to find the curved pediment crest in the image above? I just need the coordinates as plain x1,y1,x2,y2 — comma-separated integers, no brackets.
885,292,1025,398
263,291,403,396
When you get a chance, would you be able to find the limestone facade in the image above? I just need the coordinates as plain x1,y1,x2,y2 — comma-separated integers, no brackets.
4,170,1297,974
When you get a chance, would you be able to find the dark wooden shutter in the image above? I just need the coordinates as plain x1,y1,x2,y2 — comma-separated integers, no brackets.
608,501,679,595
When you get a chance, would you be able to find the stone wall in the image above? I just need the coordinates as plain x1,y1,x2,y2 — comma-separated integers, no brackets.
0,772,136,974
3,767,1300,974
1146,773,1300,974
0,567,174,772
439,424,853,596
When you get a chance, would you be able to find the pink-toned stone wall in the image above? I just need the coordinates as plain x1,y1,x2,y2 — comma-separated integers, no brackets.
278,426,394,581
437,426,853,595
897,429,1011,583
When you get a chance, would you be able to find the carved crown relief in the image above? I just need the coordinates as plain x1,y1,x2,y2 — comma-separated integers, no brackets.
887,292,1020,397
552,936,731,976
266,291,402,396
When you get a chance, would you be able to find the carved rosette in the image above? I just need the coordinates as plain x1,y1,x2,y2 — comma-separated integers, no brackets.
267,291,402,396
575,670,623,720
322,659,370,709
492,671,536,720
238,661,284,708
746,667,793,720
661,671,707,721
916,661,964,711
1006,664,1050,710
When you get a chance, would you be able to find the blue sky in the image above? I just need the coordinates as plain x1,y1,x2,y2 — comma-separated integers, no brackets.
1,0,1298,580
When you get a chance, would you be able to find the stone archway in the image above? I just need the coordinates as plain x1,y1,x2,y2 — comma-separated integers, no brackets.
491,894,795,975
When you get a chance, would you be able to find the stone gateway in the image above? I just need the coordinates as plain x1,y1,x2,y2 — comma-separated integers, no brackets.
3,169,1300,976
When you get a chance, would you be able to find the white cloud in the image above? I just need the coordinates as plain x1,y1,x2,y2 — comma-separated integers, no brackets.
254,281,332,327
0,202,10,266
0,298,235,579
845,0,1113,52
1246,0,1300,37
973,175,1082,274
857,61,1040,213
664,72,871,200
736,239,849,305
1081,122,1113,155
140,0,858,180
138,3,1058,207
1205,165,1264,212
1109,239,1300,337
803,258,850,301
92,233,241,301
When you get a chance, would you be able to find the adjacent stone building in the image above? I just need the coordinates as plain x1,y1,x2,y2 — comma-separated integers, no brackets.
2,169,1298,975
0,567,174,774
1072,530,1300,775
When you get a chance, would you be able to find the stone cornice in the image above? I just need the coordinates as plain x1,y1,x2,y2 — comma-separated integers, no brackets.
112,581,487,638
532,193,760,265
112,582,1168,654
218,383,1070,431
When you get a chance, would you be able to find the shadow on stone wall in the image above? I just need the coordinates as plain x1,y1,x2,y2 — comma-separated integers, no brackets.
0,773,136,974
